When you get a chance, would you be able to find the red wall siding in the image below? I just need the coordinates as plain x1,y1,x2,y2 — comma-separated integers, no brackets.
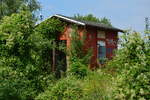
59,25,71,49
58,25,118,69
85,27,98,69
106,31,118,59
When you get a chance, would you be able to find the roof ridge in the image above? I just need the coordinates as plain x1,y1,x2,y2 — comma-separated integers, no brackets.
38,14,124,32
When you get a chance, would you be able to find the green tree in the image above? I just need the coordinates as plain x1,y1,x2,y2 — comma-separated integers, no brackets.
107,32,150,100
0,11,37,100
0,11,35,68
0,10,64,72
74,14,112,26
0,0,40,19
32,18,65,73
0,11,64,99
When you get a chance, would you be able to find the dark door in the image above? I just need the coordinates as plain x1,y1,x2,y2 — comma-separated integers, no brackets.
55,40,67,78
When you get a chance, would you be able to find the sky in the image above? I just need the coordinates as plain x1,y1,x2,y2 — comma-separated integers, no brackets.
38,0,150,33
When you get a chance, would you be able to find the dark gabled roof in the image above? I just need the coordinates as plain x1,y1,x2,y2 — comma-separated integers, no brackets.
52,14,124,32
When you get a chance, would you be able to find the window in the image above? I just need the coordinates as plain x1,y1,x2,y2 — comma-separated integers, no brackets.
107,48,113,54
97,31,105,38
97,41,106,59
107,48,116,57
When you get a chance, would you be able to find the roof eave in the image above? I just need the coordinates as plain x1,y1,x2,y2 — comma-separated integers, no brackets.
53,14,85,26
85,24,124,33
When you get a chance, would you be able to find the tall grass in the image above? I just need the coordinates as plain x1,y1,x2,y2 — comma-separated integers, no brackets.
35,70,114,100
81,70,113,100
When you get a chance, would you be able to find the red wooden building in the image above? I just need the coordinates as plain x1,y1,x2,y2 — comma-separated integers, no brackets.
43,14,123,69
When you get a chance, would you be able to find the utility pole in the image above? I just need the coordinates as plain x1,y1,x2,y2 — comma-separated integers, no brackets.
145,17,150,40
145,17,149,31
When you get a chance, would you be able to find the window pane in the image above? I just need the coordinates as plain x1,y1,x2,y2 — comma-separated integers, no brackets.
107,48,112,54
97,41,106,59
97,31,105,38
98,46,106,58
97,41,105,46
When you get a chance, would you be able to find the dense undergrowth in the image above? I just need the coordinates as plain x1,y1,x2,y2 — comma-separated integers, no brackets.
35,70,113,100
0,12,150,100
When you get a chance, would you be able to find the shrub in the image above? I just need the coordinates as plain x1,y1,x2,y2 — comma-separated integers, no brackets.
0,65,57,100
0,66,36,100
35,70,114,100
35,76,83,100
82,70,113,100
68,26,92,78
69,59,89,78
107,32,150,100
0,11,65,99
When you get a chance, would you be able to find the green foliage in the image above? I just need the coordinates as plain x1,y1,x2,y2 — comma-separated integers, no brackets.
36,70,113,100
0,66,36,100
74,14,112,26
35,76,83,100
69,26,92,63
0,11,35,68
74,14,100,23
107,32,150,100
0,65,56,100
144,30,150,40
0,0,40,19
0,11,64,71
35,18,64,39
33,18,65,73
50,77,83,100
69,60,89,78
68,26,92,78
81,70,113,100
0,11,64,100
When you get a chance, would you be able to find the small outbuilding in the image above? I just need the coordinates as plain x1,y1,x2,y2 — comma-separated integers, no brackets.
41,14,123,70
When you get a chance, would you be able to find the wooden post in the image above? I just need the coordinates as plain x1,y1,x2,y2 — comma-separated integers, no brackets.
52,41,55,72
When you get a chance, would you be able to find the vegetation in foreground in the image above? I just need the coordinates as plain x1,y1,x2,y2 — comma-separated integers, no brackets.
0,11,150,100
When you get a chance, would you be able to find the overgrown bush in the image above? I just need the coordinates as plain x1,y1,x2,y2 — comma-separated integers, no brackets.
31,17,65,73
69,60,89,78
0,64,57,100
0,66,35,100
35,76,83,100
36,70,113,100
107,32,150,100
82,70,113,100
68,26,92,78
0,11,64,100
